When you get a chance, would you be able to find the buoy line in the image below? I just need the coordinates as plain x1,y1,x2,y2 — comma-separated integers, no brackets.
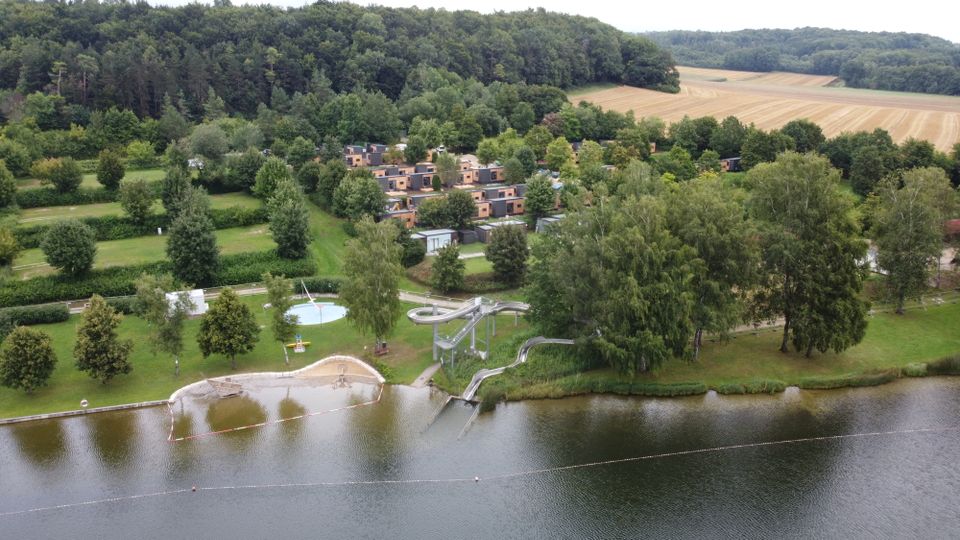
3,424,958,519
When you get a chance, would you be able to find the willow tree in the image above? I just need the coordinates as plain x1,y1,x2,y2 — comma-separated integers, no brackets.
339,217,402,353
871,167,957,314
748,152,868,356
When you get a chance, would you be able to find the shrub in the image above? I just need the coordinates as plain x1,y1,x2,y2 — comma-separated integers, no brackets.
0,326,57,392
798,370,898,389
294,277,343,295
902,363,928,377
0,139,32,177
16,187,118,209
96,149,125,190
926,356,960,375
106,296,139,314
0,304,70,325
431,243,464,293
0,227,19,265
39,157,83,193
0,160,16,207
715,379,786,394
125,140,157,168
118,178,155,225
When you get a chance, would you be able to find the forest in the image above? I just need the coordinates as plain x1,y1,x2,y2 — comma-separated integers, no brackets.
645,27,960,95
0,0,678,122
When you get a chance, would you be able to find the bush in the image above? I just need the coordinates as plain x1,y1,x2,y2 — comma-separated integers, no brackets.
293,276,343,295
902,363,928,377
714,379,786,395
96,149,125,190
0,304,70,325
0,160,16,207
0,227,19,265
41,157,83,193
125,140,157,168
41,219,97,276
16,187,118,208
105,296,139,314
926,356,960,375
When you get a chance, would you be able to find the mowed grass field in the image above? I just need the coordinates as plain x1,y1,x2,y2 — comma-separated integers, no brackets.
18,192,261,224
570,66,960,151
15,167,166,190
12,224,275,278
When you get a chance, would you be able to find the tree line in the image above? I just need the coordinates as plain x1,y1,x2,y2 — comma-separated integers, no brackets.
0,0,679,122
646,27,960,95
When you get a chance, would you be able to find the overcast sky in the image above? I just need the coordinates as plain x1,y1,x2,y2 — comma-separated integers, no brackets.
158,0,959,43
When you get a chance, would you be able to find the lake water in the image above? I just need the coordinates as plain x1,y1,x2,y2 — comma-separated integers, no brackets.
3,377,960,539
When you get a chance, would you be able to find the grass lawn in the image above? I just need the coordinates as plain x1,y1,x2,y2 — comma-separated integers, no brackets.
307,202,349,277
463,256,493,275
17,192,261,225
458,242,486,256
566,82,620,98
16,168,166,190
13,224,275,278
0,296,530,418
514,300,960,396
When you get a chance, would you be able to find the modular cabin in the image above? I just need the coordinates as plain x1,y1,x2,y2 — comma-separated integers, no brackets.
720,157,742,172
488,196,525,218
382,209,417,229
476,220,526,243
413,229,457,254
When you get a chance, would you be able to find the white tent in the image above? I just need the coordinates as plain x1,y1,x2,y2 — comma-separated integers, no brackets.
166,289,208,316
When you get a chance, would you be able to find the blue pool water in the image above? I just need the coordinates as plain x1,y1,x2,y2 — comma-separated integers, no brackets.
286,302,348,325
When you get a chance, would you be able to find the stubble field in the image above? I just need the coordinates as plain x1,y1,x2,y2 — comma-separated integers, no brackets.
571,66,960,150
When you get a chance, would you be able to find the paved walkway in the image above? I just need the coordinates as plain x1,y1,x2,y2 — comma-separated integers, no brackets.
410,362,443,388
398,291,467,309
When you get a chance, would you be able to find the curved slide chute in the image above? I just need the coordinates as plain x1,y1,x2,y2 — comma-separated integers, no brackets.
461,336,575,401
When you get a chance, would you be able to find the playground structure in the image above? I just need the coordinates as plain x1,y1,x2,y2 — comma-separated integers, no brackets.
406,297,529,366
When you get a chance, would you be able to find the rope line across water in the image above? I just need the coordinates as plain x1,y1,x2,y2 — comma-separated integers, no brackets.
3,424,959,519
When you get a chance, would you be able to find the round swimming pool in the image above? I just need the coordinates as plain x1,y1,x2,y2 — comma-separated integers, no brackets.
286,302,348,325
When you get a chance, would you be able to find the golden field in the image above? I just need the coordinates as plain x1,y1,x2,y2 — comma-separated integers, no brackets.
570,66,960,151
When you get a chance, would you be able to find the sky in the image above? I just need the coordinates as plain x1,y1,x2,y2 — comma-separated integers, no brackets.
160,0,960,43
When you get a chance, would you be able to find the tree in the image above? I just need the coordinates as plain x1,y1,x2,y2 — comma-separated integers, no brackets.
665,177,759,357
748,152,868,356
197,288,260,369
126,140,158,168
41,220,96,276
780,119,825,153
0,227,19,266
136,273,193,376
900,138,936,170
524,125,553,159
404,135,429,164
96,149,125,190
0,160,16,208
435,152,459,187
695,150,722,174
339,217,402,352
709,116,747,158
514,146,538,177
38,158,83,193
0,327,57,393
503,157,527,184
166,186,219,285
393,222,426,267
0,140,32,178
160,166,192,220
545,137,573,171
74,295,133,383
476,139,499,165
524,174,556,227
226,148,267,191
263,272,298,364
445,189,477,230
189,123,228,162
849,145,889,196
486,224,528,287
740,129,795,170
296,160,323,193
431,243,464,293
268,178,311,258
332,170,387,221
415,197,450,228
872,168,957,313
286,136,316,170
119,179,155,226
253,156,291,200
316,159,348,207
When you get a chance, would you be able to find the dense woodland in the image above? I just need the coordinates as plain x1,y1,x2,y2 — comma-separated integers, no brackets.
0,0,678,122
646,27,960,95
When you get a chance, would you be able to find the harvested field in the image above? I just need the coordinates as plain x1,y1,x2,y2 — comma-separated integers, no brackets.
571,66,960,151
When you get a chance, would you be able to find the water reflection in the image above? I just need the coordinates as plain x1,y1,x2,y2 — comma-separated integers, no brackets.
278,391,307,442
8,420,68,469
86,411,138,470
205,395,268,433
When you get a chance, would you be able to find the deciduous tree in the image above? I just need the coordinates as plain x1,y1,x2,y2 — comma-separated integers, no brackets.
41,219,96,276
339,218,402,351
486,224,528,287
524,174,556,227
0,326,57,393
136,273,193,376
166,186,219,285
197,288,260,369
119,178,155,225
263,272,298,364
268,178,311,259
431,243,464,293
74,295,133,383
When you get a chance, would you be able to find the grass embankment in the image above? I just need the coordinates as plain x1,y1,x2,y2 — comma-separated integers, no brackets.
433,300,960,406
13,224,276,279
566,82,620,99
17,192,260,224
15,168,166,191
0,296,531,418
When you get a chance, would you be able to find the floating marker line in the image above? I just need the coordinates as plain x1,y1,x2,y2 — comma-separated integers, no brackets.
3,424,958,519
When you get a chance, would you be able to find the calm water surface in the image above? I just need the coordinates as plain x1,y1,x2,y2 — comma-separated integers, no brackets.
3,378,960,539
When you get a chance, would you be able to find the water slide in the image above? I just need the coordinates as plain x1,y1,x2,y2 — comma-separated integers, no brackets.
406,298,530,352
461,336,575,401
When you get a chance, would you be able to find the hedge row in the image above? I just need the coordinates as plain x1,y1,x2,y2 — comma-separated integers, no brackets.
0,304,71,325
14,206,268,248
16,187,120,208
293,276,343,295
0,251,316,307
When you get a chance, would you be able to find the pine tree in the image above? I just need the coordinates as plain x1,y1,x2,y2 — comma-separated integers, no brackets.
268,178,311,259
197,288,260,369
0,326,57,393
74,295,133,383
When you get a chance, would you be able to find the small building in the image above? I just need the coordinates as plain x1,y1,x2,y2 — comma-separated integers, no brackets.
535,214,565,234
166,289,208,317
382,209,417,229
476,220,526,243
413,229,457,254
488,196,525,218
720,157,742,172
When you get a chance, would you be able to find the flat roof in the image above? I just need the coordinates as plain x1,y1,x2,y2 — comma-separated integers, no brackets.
414,228,456,236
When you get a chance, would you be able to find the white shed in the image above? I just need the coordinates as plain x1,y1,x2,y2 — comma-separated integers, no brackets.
413,229,457,254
